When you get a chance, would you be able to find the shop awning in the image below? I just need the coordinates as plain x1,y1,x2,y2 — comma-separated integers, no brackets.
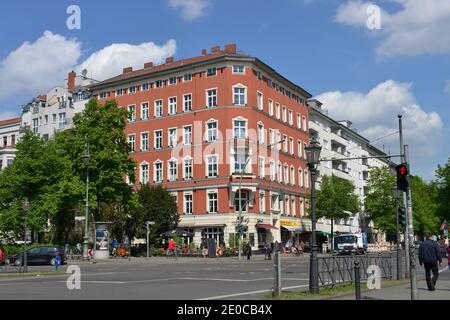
256,223,278,230
320,231,338,236
281,225,303,232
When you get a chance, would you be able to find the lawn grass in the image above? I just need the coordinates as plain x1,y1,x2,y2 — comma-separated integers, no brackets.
262,279,410,300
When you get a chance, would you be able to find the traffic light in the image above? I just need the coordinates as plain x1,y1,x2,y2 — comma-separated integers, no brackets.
396,163,409,192
398,207,406,227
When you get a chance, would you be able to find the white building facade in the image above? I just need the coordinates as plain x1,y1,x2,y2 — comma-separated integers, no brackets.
0,117,21,170
308,99,395,243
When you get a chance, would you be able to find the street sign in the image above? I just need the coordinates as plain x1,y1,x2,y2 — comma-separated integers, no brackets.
75,216,85,221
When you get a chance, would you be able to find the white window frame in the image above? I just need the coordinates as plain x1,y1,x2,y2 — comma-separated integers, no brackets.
206,154,219,177
168,128,177,148
154,160,163,183
257,91,263,110
232,84,247,106
258,156,265,179
206,119,218,142
140,132,149,151
282,106,287,123
169,76,177,86
257,122,265,144
183,73,192,82
269,99,274,116
184,192,193,215
168,96,177,115
183,93,192,112
128,134,136,152
183,157,193,180
233,117,248,139
270,161,276,181
288,110,293,126
141,102,149,120
289,137,294,155
276,103,281,119
232,65,245,74
154,100,163,118
168,159,178,182
298,168,304,187
207,190,218,214
284,164,289,185
297,113,301,129
206,88,217,108
140,162,149,185
128,105,136,122
154,130,163,149
290,166,295,186
183,125,192,145
302,116,307,130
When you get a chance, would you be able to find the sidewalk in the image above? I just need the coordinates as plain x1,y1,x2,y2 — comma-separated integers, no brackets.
334,267,450,300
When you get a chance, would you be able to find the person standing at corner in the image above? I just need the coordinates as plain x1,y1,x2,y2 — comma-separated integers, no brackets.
419,234,442,291
246,242,252,260
446,245,450,270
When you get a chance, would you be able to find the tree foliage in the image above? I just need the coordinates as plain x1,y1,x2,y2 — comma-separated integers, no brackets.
434,157,450,222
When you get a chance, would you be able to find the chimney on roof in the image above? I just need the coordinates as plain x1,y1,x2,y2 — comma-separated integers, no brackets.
211,45,220,53
201,49,207,55
224,44,237,54
67,71,76,91
165,57,174,63
123,67,133,74
144,62,154,69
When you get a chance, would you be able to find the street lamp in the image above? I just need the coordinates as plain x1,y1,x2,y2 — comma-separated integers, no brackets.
236,139,285,261
392,186,402,280
305,140,322,294
82,134,90,260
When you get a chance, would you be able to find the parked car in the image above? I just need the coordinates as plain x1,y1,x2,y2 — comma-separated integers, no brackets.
8,246,66,266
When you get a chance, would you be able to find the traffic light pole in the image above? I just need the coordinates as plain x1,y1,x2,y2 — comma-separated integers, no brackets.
405,145,418,300
398,115,410,278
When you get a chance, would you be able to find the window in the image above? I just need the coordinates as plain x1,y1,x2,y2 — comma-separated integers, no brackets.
235,191,248,212
155,80,163,88
169,97,177,115
128,135,135,152
140,163,149,184
52,114,57,123
128,105,136,122
259,192,265,214
271,193,279,211
270,161,276,181
183,126,192,145
183,94,192,112
129,86,136,94
141,132,149,151
99,92,108,99
32,118,39,134
206,155,218,177
284,165,289,185
298,140,303,158
276,103,281,119
290,166,295,185
11,135,15,146
304,169,309,188
302,116,307,130
269,129,275,146
184,158,193,180
142,83,150,91
169,77,177,85
207,89,217,107
184,73,192,82
207,121,217,142
288,110,293,126
285,196,290,216
276,132,281,150
58,113,66,129
232,65,244,74
297,113,301,129
168,160,177,181
257,92,263,110
184,193,193,214
207,67,217,77
289,137,294,155
283,135,288,153
141,103,149,120
278,162,282,183
208,192,218,213
154,161,163,183
269,99,274,116
168,128,177,148
154,130,163,149
282,106,287,123
233,86,246,106
257,123,265,144
116,89,125,96
234,151,248,174
154,100,163,117
258,157,265,178
300,198,305,217
233,120,246,139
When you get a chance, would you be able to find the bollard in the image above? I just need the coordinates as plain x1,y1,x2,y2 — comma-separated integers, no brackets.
273,249,281,297
354,261,361,300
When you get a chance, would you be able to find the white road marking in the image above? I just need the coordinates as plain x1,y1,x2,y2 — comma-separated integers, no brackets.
198,284,309,300
439,266,448,273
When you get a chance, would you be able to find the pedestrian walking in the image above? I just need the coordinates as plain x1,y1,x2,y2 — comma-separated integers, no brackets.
168,238,177,259
264,242,271,260
447,245,450,270
0,245,4,265
419,234,442,291
246,243,252,260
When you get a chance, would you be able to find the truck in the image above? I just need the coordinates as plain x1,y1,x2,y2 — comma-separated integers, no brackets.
333,232,368,255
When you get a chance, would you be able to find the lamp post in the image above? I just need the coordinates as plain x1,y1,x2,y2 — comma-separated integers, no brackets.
305,140,322,294
146,221,155,259
82,134,90,260
22,198,29,273
236,139,285,261
392,186,402,280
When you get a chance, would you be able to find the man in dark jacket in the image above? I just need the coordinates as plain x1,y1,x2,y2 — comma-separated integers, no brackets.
419,235,442,291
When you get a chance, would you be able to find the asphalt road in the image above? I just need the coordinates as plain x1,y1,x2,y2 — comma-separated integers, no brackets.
0,255,312,300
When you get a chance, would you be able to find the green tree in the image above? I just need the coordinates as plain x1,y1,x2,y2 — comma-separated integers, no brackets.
434,157,450,223
410,175,439,236
316,175,360,247
128,184,179,244
364,166,397,236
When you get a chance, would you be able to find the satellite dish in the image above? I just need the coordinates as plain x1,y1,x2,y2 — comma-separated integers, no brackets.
81,69,88,77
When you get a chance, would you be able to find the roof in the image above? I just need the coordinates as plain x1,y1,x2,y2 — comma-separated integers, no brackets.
91,48,312,99
0,117,21,127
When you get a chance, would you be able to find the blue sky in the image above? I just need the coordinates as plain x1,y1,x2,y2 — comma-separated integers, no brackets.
0,0,449,179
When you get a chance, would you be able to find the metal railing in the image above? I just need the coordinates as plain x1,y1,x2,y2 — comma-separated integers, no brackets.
318,252,396,288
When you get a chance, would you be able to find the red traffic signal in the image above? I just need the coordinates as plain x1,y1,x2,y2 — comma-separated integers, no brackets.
396,163,409,192
397,164,408,176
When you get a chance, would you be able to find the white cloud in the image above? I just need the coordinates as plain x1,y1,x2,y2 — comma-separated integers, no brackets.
76,40,176,81
0,31,81,100
0,31,177,102
335,0,450,58
168,0,211,21
315,80,444,159
0,112,19,121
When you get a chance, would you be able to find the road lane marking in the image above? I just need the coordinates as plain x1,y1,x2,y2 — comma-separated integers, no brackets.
439,266,448,273
198,284,309,300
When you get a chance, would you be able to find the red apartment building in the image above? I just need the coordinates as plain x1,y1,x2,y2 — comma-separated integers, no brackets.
91,44,312,250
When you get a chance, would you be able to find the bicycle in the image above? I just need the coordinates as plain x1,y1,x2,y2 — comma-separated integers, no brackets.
166,247,179,260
